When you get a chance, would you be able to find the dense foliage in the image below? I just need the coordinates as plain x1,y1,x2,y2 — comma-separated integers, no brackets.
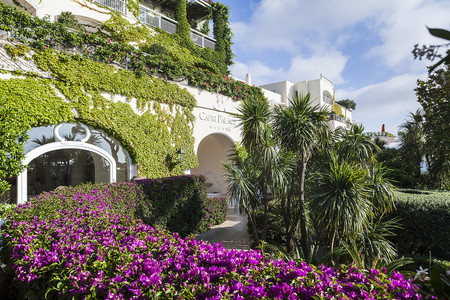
386,190,450,261
336,98,356,111
0,104,28,194
415,63,449,189
0,183,421,299
134,175,215,236
211,2,234,66
0,46,197,180
175,0,191,45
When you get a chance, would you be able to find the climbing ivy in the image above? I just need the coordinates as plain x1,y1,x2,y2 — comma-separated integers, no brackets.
125,0,143,18
3,44,30,60
175,0,192,46
0,45,198,194
211,2,234,65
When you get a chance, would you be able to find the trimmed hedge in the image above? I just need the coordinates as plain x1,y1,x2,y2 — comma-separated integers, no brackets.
387,190,450,260
204,196,228,228
135,175,212,236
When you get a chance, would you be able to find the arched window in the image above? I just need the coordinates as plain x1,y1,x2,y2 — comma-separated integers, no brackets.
15,123,133,204
323,90,332,105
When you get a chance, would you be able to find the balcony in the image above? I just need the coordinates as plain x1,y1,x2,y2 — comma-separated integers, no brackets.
95,0,216,49
96,0,126,15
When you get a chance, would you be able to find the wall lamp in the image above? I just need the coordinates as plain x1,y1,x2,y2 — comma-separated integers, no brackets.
177,148,186,164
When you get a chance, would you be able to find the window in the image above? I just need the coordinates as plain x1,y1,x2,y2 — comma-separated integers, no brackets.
323,90,332,105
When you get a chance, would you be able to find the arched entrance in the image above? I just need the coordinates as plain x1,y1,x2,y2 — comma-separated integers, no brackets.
15,123,134,204
191,133,234,195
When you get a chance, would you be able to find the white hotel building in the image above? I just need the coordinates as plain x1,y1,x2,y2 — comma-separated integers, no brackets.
0,0,354,203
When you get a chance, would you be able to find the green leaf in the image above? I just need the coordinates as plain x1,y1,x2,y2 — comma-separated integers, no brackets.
427,27,450,41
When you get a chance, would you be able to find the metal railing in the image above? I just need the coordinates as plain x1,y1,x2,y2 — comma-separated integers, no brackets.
329,112,346,123
95,0,217,49
140,5,216,49
190,28,216,49
96,0,126,14
140,6,177,34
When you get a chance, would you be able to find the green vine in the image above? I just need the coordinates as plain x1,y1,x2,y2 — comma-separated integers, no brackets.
211,2,233,65
331,101,345,117
0,46,198,193
0,2,263,194
175,0,192,46
3,44,31,60
126,0,142,19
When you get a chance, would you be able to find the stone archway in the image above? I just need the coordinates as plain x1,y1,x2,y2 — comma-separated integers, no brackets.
191,133,234,195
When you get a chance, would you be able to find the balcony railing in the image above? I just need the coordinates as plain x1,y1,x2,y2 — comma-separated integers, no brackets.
96,0,126,15
95,0,216,49
190,28,216,49
139,5,177,34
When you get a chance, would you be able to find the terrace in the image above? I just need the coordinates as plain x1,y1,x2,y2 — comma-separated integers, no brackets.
96,0,216,49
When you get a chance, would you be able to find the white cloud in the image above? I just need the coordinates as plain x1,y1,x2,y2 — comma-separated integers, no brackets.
231,50,347,87
231,60,283,85
228,0,450,134
231,0,450,77
286,51,348,85
366,0,450,72
335,73,427,133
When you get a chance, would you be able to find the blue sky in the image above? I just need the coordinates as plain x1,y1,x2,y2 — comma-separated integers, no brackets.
218,0,450,133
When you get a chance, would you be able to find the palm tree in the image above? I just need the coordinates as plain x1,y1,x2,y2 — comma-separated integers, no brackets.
272,93,330,257
232,97,291,242
367,162,395,216
310,152,373,257
326,217,412,274
223,146,261,244
337,124,378,167
399,109,426,179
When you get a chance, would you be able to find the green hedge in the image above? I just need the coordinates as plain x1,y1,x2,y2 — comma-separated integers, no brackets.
204,196,228,227
135,175,209,236
387,190,450,260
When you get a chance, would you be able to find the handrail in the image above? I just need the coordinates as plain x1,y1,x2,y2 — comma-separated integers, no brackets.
95,0,216,49
139,4,216,49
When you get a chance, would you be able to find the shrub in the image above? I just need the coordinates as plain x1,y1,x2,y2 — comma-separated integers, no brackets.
202,196,228,230
0,204,16,219
1,175,220,237
401,255,450,274
387,190,450,260
144,43,169,57
134,175,210,236
248,201,287,247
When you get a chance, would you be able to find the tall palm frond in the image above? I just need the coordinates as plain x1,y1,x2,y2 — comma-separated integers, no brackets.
368,163,395,216
271,93,331,257
310,152,373,251
272,93,330,156
235,97,271,153
337,124,378,166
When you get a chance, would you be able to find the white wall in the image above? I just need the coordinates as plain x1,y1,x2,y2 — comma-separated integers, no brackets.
259,80,294,104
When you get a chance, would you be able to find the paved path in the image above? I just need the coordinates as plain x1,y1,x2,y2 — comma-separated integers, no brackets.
196,206,252,250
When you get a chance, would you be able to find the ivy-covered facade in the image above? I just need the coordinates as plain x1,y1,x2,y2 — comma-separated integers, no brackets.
0,0,248,203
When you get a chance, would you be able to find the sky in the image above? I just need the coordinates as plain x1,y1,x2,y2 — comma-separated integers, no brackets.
217,0,450,134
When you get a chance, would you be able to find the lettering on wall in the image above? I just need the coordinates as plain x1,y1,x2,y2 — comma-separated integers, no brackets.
198,111,237,132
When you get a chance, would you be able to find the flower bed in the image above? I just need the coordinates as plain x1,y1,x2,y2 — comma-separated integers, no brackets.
0,183,421,299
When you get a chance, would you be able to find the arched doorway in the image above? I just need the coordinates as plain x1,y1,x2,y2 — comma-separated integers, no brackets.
23,147,113,200
15,123,134,204
191,133,234,195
